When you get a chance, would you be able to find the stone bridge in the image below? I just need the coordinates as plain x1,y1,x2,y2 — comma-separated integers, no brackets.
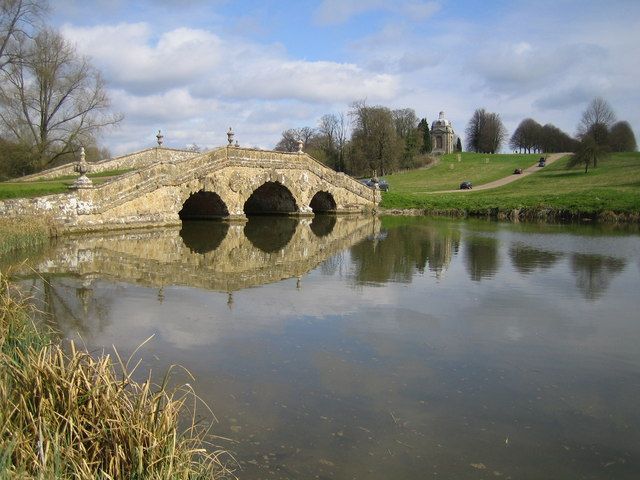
0,146,379,232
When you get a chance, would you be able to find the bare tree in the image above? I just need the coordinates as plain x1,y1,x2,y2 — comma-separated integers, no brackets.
568,136,608,173
392,108,418,138
317,112,348,171
274,126,317,152
0,0,46,72
0,28,122,169
274,129,299,152
349,100,400,176
466,108,507,153
510,118,542,153
538,123,578,153
577,97,615,146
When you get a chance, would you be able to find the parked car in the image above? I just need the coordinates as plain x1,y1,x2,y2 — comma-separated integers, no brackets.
460,181,473,190
514,168,523,174
360,178,389,191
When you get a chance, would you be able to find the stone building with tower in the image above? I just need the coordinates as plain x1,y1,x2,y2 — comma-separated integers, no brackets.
430,111,456,154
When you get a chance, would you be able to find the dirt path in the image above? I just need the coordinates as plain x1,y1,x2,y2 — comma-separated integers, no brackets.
430,153,567,194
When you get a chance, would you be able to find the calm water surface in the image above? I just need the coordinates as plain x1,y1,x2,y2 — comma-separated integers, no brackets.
12,216,640,479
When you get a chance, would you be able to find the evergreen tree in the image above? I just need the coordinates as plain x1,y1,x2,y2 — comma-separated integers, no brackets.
418,118,432,153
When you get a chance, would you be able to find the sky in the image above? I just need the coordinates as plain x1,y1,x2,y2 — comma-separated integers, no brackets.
50,0,640,155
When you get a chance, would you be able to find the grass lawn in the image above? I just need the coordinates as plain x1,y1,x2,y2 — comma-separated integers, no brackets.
386,152,540,192
381,152,640,215
0,168,134,200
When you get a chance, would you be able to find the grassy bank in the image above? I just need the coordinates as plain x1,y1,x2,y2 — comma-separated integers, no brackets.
0,168,134,200
386,152,540,192
0,270,233,478
382,152,640,221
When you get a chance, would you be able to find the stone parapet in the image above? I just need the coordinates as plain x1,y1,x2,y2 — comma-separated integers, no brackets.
11,147,200,182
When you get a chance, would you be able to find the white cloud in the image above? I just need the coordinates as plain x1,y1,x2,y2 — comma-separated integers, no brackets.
110,88,219,123
54,1,640,155
216,59,398,102
62,22,398,104
58,20,402,154
61,23,223,94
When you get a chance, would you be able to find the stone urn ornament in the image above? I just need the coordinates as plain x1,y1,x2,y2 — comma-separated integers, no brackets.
70,147,93,189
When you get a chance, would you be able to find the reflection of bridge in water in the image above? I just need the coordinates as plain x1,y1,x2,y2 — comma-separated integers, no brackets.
27,216,379,292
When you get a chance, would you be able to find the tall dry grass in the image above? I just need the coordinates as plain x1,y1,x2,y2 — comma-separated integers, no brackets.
0,216,51,258
0,272,235,479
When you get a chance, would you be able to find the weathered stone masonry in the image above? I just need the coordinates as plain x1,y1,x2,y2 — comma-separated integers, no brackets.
0,146,380,232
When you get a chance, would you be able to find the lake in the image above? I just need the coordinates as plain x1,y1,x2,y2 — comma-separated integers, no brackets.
11,215,640,479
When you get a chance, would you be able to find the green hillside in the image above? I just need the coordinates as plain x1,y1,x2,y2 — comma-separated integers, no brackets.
386,152,540,192
382,152,640,217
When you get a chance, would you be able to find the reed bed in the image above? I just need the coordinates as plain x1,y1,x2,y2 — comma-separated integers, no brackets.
0,272,234,479
0,217,51,258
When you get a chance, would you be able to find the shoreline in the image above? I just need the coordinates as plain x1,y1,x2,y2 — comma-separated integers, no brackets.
379,207,640,224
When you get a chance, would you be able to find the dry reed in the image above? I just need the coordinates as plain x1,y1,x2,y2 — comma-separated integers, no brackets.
0,217,51,257
0,272,235,479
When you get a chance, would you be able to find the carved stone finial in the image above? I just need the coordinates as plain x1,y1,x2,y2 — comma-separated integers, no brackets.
70,146,93,189
156,130,164,146
227,127,234,146
297,139,304,153
235,140,239,148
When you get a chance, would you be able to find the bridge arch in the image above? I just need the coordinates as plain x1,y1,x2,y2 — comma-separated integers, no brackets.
244,181,298,216
310,190,337,213
179,190,229,220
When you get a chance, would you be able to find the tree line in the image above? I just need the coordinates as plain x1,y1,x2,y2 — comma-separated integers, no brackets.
0,0,120,180
277,97,636,178
274,100,461,177
467,98,636,162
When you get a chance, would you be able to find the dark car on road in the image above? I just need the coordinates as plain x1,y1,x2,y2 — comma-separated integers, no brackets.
460,181,473,190
360,178,389,192
514,168,523,174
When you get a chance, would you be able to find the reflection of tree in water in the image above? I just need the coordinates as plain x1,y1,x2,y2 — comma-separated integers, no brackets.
34,275,112,340
465,236,499,282
320,251,345,276
244,216,298,253
509,243,562,274
350,225,460,284
571,254,626,300
310,214,336,238
179,221,229,254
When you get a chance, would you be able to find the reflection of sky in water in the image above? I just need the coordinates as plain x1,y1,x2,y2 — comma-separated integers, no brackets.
23,217,640,479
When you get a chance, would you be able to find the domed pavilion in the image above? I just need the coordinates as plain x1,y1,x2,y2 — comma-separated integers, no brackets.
430,111,455,154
